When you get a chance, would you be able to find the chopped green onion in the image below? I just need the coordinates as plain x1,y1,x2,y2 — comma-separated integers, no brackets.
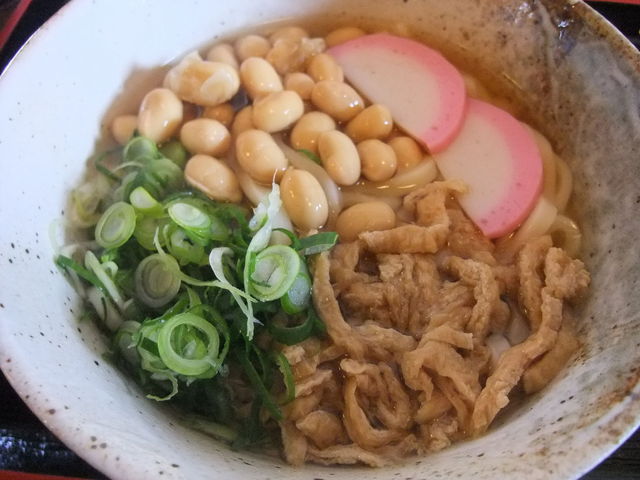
160,140,188,168
114,320,141,366
135,253,181,308
297,231,339,256
209,247,256,327
273,351,295,404
297,148,322,165
151,231,243,298
186,287,202,308
147,372,179,401
55,254,109,299
86,286,123,331
84,250,125,309
58,133,343,441
214,203,250,239
184,415,238,443
236,347,282,420
95,201,136,249
127,157,184,200
165,225,206,265
157,312,220,377
154,294,190,325
197,305,230,373
209,215,230,242
250,245,301,302
168,201,212,245
123,136,158,163
280,271,311,314
273,228,300,249
310,307,326,335
70,175,112,227
267,310,315,346
122,299,144,323
111,171,138,203
252,341,274,386
93,148,122,181
129,186,163,217
134,216,166,251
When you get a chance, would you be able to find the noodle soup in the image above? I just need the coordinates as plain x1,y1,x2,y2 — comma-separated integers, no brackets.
57,21,590,467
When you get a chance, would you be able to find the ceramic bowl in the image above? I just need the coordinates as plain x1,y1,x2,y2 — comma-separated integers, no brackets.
0,0,639,479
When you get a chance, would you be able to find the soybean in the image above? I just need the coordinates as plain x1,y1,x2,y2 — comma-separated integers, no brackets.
311,80,364,122
345,104,393,142
252,90,304,133
235,129,288,184
165,54,240,107
180,118,231,156
290,111,336,154
307,53,344,82
284,72,315,100
234,34,271,61
205,43,239,70
357,139,397,182
280,169,329,230
335,201,396,242
231,106,255,137
184,154,242,203
389,136,423,171
240,57,283,99
266,36,325,75
269,26,309,45
325,26,366,47
202,103,235,127
318,130,361,186
138,88,183,143
111,114,138,145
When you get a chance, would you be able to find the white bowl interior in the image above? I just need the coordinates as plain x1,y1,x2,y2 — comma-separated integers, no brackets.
1,1,639,479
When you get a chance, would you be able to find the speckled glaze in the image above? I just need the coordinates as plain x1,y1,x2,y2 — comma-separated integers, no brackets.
0,1,638,479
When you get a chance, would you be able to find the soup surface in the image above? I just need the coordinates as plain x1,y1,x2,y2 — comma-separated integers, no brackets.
57,22,590,466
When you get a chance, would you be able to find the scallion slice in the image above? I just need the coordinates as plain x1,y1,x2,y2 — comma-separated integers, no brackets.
128,157,184,200
280,271,311,314
165,226,206,265
95,201,136,249
55,254,109,298
273,351,295,404
184,415,238,443
209,247,256,326
134,216,166,251
168,202,211,233
129,186,163,217
84,250,125,310
159,140,188,168
250,245,301,302
296,148,321,165
135,253,181,308
236,347,282,421
209,215,230,242
267,310,315,346
297,231,339,256
123,136,158,163
114,320,141,366
156,312,220,377
86,286,123,331
70,175,112,227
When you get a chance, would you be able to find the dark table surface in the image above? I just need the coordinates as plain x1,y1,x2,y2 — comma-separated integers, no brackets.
0,1,639,479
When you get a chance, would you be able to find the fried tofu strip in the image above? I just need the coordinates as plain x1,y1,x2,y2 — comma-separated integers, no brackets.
359,181,465,254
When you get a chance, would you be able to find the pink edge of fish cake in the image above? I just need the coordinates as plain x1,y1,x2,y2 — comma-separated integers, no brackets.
328,33,466,153
434,99,543,238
